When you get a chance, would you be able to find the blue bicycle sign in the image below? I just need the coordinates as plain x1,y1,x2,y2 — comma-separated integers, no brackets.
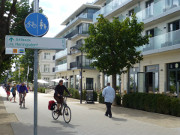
24,13,49,37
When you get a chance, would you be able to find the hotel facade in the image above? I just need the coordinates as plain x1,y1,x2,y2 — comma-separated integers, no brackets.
55,0,180,94
93,0,180,94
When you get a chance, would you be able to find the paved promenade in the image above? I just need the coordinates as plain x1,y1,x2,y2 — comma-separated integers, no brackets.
0,86,180,135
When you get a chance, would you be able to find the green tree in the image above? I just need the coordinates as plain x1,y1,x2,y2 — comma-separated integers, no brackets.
83,15,149,89
0,0,32,78
0,0,42,82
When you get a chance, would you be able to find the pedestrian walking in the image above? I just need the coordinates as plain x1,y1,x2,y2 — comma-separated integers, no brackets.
10,84,17,102
5,82,11,100
102,83,115,118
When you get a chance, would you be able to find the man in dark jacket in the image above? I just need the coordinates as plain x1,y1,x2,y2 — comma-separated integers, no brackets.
54,80,71,114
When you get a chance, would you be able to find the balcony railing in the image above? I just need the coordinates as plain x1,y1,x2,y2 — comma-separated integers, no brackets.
137,29,180,53
55,63,67,72
93,0,180,23
64,28,88,39
93,0,131,22
136,0,180,23
70,61,94,69
55,48,67,60
66,14,89,28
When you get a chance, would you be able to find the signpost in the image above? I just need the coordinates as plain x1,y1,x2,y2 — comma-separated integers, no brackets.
4,1,65,135
5,35,66,50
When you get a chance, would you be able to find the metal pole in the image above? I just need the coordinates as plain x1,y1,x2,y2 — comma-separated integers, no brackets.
80,50,83,104
177,82,179,98
34,1,39,135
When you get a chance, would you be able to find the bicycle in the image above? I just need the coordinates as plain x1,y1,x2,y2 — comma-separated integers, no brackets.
19,93,25,108
52,96,71,123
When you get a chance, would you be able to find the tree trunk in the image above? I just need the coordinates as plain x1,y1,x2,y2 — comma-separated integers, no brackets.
112,74,116,91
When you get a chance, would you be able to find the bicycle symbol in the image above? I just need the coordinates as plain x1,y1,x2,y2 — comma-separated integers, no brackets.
25,21,37,28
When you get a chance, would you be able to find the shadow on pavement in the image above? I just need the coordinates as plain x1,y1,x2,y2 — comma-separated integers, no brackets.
12,122,77,135
51,120,80,128
111,117,127,122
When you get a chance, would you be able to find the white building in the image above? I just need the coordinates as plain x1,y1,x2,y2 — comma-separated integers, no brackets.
38,50,56,86
93,0,180,93
55,4,101,90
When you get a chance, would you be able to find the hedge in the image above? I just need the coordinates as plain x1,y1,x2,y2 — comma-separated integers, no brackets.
122,93,180,117
38,87,46,93
67,88,98,101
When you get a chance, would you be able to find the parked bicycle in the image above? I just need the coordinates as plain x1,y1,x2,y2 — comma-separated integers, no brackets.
52,96,71,123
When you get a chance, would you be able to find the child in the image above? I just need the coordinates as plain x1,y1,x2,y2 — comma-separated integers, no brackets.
10,84,17,102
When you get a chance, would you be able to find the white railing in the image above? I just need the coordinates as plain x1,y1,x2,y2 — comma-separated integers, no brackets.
55,48,67,60
55,63,67,72
136,0,180,23
137,29,180,53
93,0,130,22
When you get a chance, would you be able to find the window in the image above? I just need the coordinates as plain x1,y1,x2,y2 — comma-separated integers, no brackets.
86,78,93,90
129,9,134,16
168,20,180,32
44,53,50,60
75,75,80,89
52,67,55,72
53,55,55,60
44,65,50,72
146,28,154,37
146,0,154,17
70,76,74,88
44,77,50,82
104,75,110,87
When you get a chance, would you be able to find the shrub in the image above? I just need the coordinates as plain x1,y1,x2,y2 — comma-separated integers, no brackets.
99,92,104,104
122,93,180,117
74,90,80,99
115,94,121,105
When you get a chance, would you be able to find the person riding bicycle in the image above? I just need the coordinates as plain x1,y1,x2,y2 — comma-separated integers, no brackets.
54,80,71,115
18,82,28,105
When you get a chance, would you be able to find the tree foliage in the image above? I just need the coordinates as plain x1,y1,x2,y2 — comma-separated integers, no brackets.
83,15,149,89
0,0,32,80
0,0,42,83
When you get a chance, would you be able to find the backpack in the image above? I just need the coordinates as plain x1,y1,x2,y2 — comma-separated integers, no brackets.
48,100,56,110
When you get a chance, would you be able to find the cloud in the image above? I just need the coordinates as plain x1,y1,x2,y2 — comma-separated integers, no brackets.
29,0,95,37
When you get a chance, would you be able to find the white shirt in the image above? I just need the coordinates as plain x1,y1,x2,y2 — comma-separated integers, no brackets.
102,86,115,103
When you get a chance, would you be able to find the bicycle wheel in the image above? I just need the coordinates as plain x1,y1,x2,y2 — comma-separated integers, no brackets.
52,104,59,120
63,106,71,123
23,97,25,108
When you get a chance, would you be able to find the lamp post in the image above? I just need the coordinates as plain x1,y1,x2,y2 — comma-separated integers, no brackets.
71,46,83,104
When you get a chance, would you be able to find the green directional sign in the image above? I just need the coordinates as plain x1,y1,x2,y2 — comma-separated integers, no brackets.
5,35,66,50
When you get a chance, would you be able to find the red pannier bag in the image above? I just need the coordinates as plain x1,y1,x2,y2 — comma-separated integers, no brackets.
48,100,56,110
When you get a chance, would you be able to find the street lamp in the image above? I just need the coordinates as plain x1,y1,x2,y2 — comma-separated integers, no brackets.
70,46,83,104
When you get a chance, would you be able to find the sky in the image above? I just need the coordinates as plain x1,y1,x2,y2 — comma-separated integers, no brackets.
29,0,95,37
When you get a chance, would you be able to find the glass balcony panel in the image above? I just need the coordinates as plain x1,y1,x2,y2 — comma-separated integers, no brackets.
153,0,165,16
93,0,130,23
141,29,180,52
55,48,67,60
55,63,67,72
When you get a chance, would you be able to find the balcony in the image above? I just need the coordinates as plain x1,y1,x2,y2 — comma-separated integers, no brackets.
55,48,67,60
70,61,94,69
137,29,180,55
136,0,180,24
55,63,67,72
69,44,82,55
93,0,131,22
64,29,89,40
